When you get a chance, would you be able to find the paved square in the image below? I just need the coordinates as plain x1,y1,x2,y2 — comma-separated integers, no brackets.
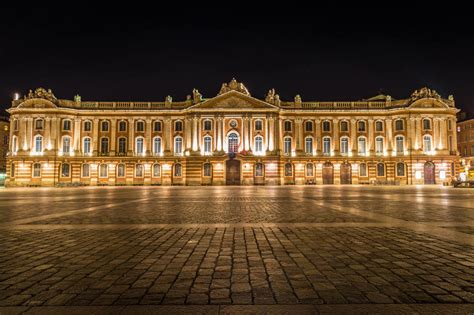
0,186,473,314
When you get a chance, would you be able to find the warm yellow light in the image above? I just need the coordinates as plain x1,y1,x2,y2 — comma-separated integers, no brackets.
415,171,422,179
162,164,171,170
14,93,19,100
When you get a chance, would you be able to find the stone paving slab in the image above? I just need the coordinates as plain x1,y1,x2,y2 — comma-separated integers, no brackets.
0,186,473,312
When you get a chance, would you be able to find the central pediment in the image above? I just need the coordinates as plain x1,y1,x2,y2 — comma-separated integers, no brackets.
189,90,278,110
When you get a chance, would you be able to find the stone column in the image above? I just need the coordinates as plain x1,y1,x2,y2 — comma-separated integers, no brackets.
25,117,33,152
110,119,117,155
451,118,457,154
127,118,134,155
268,115,274,152
197,118,202,152
44,117,51,152
276,118,282,154
242,116,247,151
216,116,222,152
247,116,252,152
164,118,172,155
185,117,192,151
192,116,198,152
440,118,447,150
368,118,374,155
145,119,151,155
50,117,58,152
333,119,339,155
295,118,303,154
315,119,321,155
93,118,99,155
73,118,81,154
386,119,393,154
350,119,357,156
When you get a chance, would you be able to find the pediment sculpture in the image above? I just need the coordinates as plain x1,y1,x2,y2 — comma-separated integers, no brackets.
218,78,250,96
410,87,441,101
25,88,57,101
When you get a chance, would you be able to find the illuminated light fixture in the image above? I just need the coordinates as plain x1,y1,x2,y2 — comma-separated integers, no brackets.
14,93,19,100
215,163,223,170
330,151,335,157
162,164,171,171
244,163,250,169
415,171,422,179
348,152,353,157
334,163,340,169
185,151,190,156
58,151,63,156
291,151,296,157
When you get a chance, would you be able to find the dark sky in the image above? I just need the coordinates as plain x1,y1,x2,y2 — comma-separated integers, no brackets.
1,5,473,117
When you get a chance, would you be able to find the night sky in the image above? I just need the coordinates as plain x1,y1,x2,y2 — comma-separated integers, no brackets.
1,5,473,117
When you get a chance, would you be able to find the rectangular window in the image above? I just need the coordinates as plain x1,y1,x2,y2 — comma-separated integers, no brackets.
135,164,143,177
359,163,367,177
32,163,41,177
63,120,71,131
82,164,90,177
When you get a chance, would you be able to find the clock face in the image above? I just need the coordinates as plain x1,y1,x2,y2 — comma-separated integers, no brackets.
229,120,237,128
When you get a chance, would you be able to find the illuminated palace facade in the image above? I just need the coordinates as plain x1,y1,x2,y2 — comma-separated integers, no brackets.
5,79,460,187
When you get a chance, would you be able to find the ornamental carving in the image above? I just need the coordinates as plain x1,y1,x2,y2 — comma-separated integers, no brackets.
410,87,441,101
218,78,250,96
25,88,57,101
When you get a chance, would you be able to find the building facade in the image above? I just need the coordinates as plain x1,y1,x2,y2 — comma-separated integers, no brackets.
0,115,9,185
5,79,460,187
457,117,474,178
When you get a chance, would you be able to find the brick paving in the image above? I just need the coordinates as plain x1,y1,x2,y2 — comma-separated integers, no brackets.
0,186,473,313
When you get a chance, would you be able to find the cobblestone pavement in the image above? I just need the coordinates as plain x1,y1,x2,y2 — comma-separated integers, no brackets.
0,186,473,314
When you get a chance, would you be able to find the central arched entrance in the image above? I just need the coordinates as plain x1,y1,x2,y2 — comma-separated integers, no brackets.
424,161,435,184
322,162,334,185
226,159,241,185
340,162,352,184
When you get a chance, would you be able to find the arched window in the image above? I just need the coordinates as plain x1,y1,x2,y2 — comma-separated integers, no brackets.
255,163,263,177
34,135,43,153
305,121,313,132
82,164,90,177
323,137,331,155
135,164,144,177
284,137,292,155
377,163,385,177
154,121,162,132
375,121,384,132
305,137,313,154
284,163,293,177
174,137,183,155
358,121,366,132
32,163,41,178
340,137,349,155
135,137,144,155
254,136,263,154
99,164,108,178
174,163,182,177
153,137,162,155
423,119,431,130
203,136,212,154
255,120,263,131
423,135,432,153
101,121,109,132
375,137,384,155
117,164,126,177
118,137,127,154
100,137,109,154
62,119,71,131
11,136,17,153
228,133,239,153
306,163,314,177
61,163,70,177
396,136,404,154
284,121,292,132
203,163,212,177
340,121,349,132
322,121,331,132
83,137,91,155
153,164,161,177
136,121,145,132
175,120,183,132
358,137,366,155
62,136,71,154
359,163,367,177
396,162,405,177
203,120,212,131
35,119,44,130
118,120,127,132
395,119,404,131
84,120,92,132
